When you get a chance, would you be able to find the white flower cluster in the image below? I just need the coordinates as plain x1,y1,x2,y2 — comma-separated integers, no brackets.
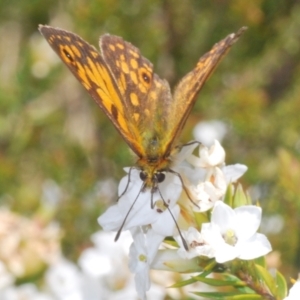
98,140,272,299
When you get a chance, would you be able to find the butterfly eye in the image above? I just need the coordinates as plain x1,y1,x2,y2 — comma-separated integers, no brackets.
140,171,148,181
156,172,165,183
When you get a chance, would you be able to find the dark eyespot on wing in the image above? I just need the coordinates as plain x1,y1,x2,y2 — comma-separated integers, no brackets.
142,72,150,83
63,49,74,62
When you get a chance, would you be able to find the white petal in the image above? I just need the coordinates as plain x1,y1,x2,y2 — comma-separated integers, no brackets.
117,189,158,229
158,173,182,207
234,206,262,240
134,268,150,300
144,229,164,263
172,142,199,165
285,280,300,300
199,140,226,167
129,228,147,273
97,205,123,231
222,164,248,183
213,167,227,194
175,227,207,259
211,201,236,231
193,120,227,145
128,228,154,300
237,233,272,260
151,205,179,237
214,243,239,263
192,181,222,212
201,223,224,256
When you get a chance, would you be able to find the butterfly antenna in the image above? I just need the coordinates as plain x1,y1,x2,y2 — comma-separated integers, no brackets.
115,181,146,241
168,169,200,209
157,187,189,251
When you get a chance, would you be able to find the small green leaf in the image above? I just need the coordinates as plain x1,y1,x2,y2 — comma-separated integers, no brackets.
170,276,198,288
191,275,247,287
233,183,249,207
254,264,277,296
275,270,288,299
194,211,210,226
170,269,213,288
192,291,262,299
253,256,266,268
224,183,233,206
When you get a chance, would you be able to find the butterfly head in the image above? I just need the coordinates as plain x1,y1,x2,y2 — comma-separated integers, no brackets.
137,156,171,191
139,169,166,191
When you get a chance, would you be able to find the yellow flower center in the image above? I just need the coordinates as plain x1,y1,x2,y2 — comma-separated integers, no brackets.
139,254,147,262
224,229,238,246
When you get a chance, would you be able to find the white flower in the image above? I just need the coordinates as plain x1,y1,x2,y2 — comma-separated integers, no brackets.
78,231,138,300
98,168,181,235
191,167,227,211
45,259,83,300
222,164,248,184
0,283,52,300
171,142,199,167
97,140,251,298
98,163,182,299
187,140,225,168
193,120,228,146
0,261,14,290
175,227,214,259
285,277,300,300
176,141,248,212
78,231,131,278
201,201,272,263
129,227,165,300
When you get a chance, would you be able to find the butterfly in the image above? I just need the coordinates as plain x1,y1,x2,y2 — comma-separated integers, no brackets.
39,25,246,200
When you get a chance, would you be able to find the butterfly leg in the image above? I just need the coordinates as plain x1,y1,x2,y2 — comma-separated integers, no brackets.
181,140,202,148
168,169,200,209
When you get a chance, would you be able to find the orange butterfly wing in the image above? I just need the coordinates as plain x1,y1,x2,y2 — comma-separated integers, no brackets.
39,25,147,158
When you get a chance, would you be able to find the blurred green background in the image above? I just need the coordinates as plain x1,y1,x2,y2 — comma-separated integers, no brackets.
0,0,299,279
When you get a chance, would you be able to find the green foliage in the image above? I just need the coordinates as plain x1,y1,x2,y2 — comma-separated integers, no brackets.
172,257,287,299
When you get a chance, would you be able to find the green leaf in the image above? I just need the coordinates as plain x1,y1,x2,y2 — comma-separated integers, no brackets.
192,291,262,299
233,183,249,207
224,183,234,206
170,268,213,288
194,210,210,227
275,270,288,299
253,256,266,268
254,264,277,297
191,275,247,287
170,276,198,288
